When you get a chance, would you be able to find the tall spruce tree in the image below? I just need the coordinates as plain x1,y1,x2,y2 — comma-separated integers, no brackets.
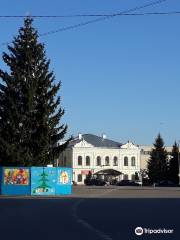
147,134,168,183
0,17,70,166
168,141,179,184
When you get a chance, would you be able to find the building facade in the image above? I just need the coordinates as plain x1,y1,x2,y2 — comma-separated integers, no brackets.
139,145,173,170
59,134,141,184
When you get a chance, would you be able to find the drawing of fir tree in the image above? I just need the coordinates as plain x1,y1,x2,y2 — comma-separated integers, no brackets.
33,168,51,193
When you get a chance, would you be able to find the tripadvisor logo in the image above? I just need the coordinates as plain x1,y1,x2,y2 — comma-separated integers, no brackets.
135,227,143,236
135,227,174,236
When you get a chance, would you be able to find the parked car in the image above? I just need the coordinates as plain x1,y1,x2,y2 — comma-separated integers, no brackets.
154,180,178,187
84,178,95,185
84,178,106,186
142,178,152,186
110,179,118,185
95,179,107,186
135,180,142,186
116,180,140,186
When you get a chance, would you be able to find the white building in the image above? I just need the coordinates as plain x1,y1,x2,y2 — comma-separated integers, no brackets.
59,133,141,184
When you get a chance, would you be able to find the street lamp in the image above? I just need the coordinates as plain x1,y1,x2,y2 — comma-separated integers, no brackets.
138,169,145,187
140,171,143,187
100,165,105,180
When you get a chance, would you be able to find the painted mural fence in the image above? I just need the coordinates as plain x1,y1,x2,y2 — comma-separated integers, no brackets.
0,167,72,195
31,167,56,195
0,167,31,195
56,168,72,195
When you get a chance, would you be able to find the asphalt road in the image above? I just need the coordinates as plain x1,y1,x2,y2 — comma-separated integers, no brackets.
0,187,180,240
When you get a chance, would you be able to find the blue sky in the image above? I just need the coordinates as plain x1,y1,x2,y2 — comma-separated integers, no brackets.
0,0,180,146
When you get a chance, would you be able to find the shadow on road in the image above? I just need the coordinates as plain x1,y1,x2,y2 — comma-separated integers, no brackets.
0,197,179,240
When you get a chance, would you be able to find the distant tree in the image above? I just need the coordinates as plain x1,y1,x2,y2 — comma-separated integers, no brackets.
168,141,179,184
147,134,168,183
0,17,71,166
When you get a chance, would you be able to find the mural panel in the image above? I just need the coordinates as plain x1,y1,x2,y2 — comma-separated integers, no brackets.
4,168,29,185
31,167,56,195
58,168,71,185
0,167,31,195
56,168,72,195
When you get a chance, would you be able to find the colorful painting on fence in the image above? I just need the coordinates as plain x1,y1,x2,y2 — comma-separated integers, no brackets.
4,168,29,185
59,169,70,184
31,167,56,195
56,168,72,195
57,168,71,185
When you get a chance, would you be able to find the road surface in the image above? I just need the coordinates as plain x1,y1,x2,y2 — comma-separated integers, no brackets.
0,186,180,240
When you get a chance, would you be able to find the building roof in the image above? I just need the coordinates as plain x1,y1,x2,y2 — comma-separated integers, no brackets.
95,169,122,175
69,134,122,148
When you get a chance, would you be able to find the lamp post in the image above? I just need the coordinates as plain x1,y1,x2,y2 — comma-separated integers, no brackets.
140,171,143,187
138,169,145,187
91,168,94,176
100,164,105,180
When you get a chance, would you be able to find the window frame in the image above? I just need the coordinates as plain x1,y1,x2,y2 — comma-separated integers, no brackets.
113,156,118,166
78,156,82,166
124,156,128,166
77,174,82,182
96,156,101,166
105,156,110,166
131,156,136,166
86,156,90,166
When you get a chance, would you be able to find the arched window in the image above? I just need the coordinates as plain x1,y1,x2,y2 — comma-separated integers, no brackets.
77,174,82,182
113,156,118,166
86,156,90,166
78,156,82,166
124,156,128,166
105,156,110,166
96,156,101,166
131,157,136,166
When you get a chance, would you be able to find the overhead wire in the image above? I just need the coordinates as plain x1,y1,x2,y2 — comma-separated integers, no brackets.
39,0,169,37
1,12,180,18
1,0,170,45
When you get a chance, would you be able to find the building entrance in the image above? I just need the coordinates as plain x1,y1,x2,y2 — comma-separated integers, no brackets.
94,169,122,184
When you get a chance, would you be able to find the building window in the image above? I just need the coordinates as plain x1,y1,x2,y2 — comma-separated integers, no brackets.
78,156,82,166
105,156,110,166
63,156,67,166
96,156,101,166
124,156,128,166
86,156,90,166
113,156,118,166
77,174,82,182
131,157,136,166
123,174,129,180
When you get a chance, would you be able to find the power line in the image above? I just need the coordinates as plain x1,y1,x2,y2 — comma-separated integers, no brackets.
117,11,180,15
39,0,169,37
0,11,179,18
1,0,169,45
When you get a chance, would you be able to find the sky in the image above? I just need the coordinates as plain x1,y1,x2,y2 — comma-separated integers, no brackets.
0,0,180,146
